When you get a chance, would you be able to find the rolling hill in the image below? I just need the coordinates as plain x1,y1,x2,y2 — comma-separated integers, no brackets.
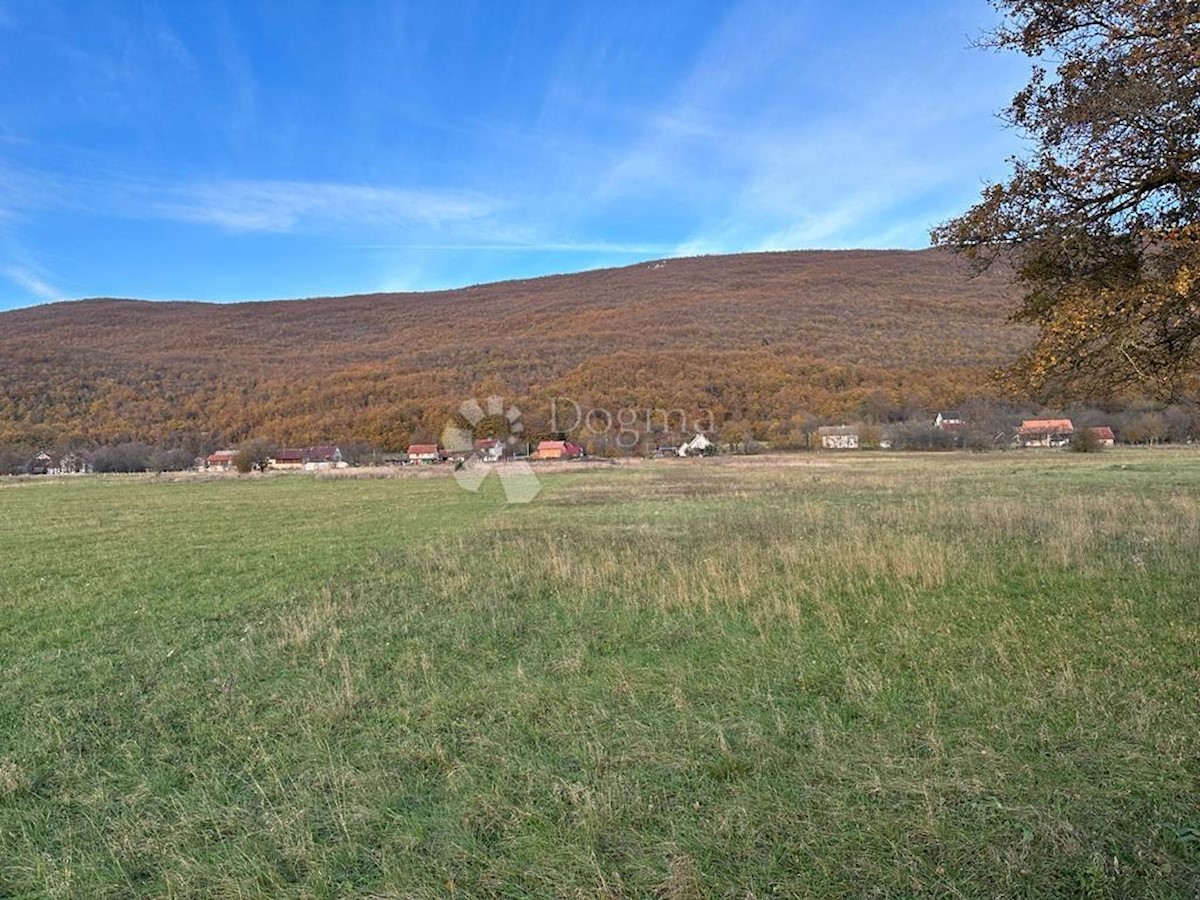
0,248,1031,450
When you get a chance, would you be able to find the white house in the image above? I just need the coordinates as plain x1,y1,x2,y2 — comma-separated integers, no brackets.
678,434,714,457
303,445,344,470
57,451,90,474
817,425,859,450
474,438,505,462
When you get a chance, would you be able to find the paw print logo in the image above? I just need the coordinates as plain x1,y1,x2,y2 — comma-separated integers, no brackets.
441,395,541,504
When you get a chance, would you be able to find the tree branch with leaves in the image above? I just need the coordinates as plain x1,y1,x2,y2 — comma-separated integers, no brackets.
934,0,1200,400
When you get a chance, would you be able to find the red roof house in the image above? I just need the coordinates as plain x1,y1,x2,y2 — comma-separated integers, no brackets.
206,450,238,471
272,448,305,468
305,445,343,468
407,443,441,463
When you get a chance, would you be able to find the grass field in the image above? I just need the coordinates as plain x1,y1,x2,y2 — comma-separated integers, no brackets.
1,452,1198,898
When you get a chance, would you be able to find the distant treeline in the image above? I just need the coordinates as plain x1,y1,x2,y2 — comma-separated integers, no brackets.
2,400,1196,475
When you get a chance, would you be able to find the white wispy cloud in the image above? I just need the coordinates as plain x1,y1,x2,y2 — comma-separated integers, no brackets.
0,0,1031,302
4,264,64,301
591,0,1025,256
158,180,500,233
0,166,502,236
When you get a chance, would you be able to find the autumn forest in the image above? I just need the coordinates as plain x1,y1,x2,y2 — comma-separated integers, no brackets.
0,248,1156,455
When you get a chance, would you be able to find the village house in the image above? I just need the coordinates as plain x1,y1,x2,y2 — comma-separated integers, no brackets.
270,449,305,470
678,433,715,457
57,451,90,474
531,440,584,460
29,451,57,475
1089,425,1116,447
933,411,966,430
1018,418,1075,448
817,425,860,450
473,438,505,462
407,443,441,464
304,445,344,470
206,450,238,472
265,446,346,470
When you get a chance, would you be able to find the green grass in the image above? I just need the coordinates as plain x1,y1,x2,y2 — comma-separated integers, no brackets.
1,452,1198,898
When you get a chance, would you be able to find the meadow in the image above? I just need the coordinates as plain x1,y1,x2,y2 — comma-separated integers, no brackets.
0,452,1197,898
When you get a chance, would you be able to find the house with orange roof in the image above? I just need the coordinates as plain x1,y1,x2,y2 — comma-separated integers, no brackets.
531,440,583,460
1018,418,1075,448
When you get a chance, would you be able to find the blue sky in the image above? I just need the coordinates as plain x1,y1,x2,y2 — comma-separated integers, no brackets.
0,0,1027,310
